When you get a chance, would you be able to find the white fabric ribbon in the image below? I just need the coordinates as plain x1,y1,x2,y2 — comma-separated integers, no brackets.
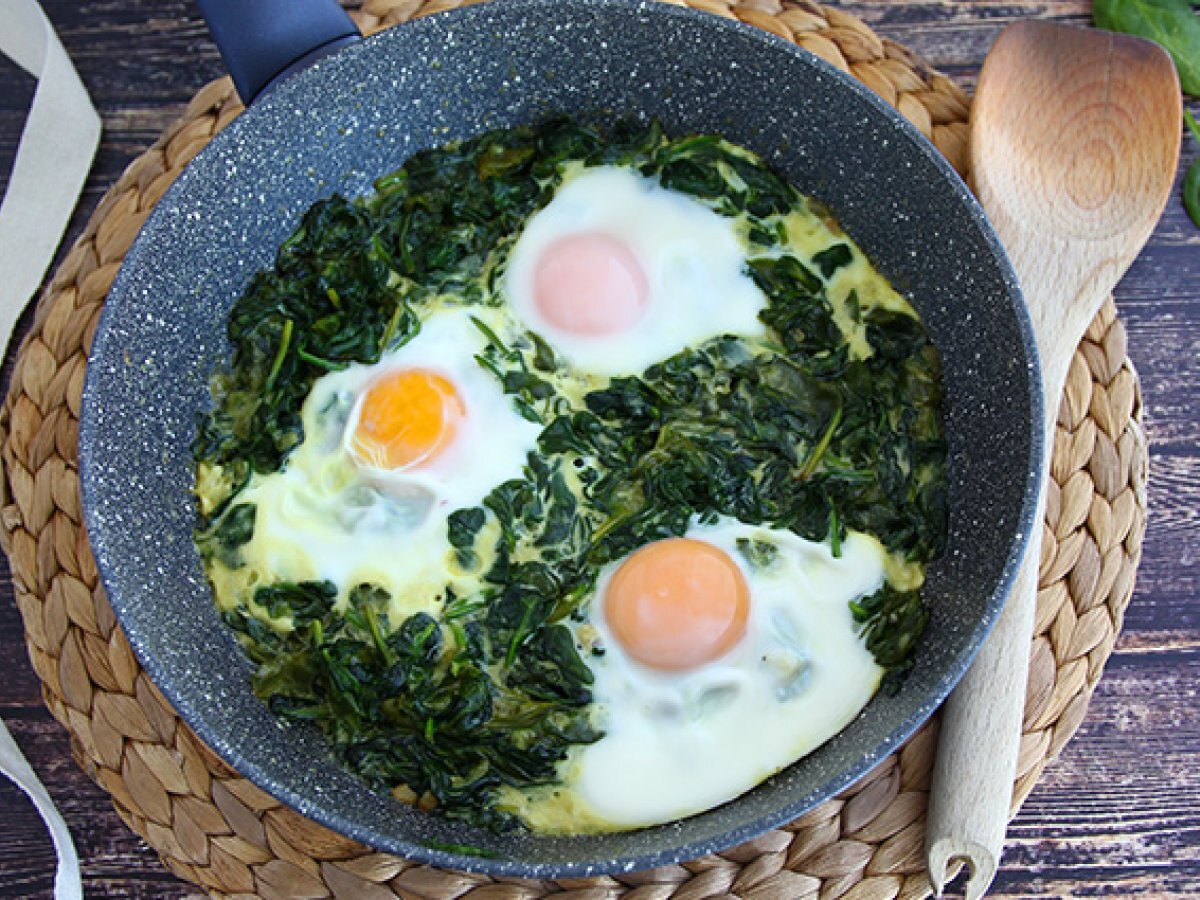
0,0,100,897
0,0,101,352
0,721,82,899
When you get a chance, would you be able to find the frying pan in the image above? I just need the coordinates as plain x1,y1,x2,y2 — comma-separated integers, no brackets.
78,0,1042,877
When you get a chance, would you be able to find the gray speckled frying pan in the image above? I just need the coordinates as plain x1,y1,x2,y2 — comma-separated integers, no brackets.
78,0,1042,878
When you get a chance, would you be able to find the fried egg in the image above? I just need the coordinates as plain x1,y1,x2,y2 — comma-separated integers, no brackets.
502,166,767,375
226,307,540,619
525,517,886,830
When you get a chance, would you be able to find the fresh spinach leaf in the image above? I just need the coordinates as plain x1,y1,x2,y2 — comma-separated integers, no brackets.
1094,0,1200,95
1186,109,1200,226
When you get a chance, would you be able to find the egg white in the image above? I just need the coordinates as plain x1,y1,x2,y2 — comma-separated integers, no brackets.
502,166,767,376
552,517,886,830
227,307,540,621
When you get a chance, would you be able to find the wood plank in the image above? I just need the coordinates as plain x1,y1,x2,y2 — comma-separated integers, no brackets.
0,711,196,899
0,577,48,707
992,653,1200,896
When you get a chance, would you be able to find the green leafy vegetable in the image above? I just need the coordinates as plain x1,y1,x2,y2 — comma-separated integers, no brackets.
736,537,780,569
850,584,929,695
812,243,854,279
1185,109,1200,226
1094,0,1200,95
223,584,600,832
420,840,501,859
447,507,487,569
195,502,256,567
255,580,337,625
195,118,947,833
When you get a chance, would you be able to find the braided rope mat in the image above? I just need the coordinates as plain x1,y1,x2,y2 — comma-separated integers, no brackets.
0,2,1148,897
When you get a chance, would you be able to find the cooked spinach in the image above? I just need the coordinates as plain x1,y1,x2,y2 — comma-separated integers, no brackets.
223,583,599,832
517,321,944,570
736,537,780,570
813,242,855,279
195,502,256,567
196,118,947,833
851,584,930,695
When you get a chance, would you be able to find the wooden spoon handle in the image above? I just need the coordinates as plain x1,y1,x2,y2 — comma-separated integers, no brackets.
928,499,1045,900
926,21,1179,899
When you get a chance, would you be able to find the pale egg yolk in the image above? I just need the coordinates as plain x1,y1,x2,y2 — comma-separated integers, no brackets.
604,538,750,671
533,232,649,335
349,368,465,470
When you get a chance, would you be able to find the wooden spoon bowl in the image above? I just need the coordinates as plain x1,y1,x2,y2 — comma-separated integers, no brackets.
972,22,1182,345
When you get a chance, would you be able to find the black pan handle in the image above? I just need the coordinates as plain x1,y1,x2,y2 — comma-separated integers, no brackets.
195,0,361,105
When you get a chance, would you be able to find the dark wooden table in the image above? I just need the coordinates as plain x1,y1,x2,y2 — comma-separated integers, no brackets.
1,2,1197,897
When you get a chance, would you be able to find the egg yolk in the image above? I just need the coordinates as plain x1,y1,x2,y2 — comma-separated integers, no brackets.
604,538,750,671
533,232,649,335
349,368,465,470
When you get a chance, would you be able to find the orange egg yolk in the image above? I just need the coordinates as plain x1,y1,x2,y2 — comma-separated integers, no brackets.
604,538,750,671
349,368,465,470
533,231,649,335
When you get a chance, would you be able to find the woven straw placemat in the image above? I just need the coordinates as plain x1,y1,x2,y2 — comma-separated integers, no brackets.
0,2,1148,897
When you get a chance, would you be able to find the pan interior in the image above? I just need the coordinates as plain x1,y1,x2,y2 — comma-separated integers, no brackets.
79,0,1038,877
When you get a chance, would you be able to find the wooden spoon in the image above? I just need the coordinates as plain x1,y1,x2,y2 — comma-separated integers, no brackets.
927,21,1180,900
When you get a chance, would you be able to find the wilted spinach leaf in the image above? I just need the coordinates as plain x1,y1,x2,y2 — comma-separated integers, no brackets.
197,118,947,832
